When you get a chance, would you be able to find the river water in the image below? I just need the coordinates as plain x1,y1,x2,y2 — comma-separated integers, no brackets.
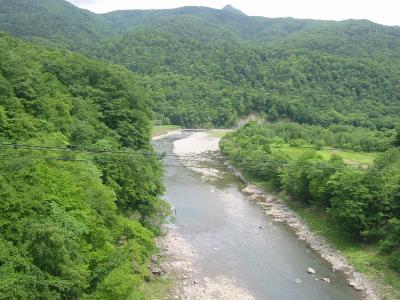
153,131,361,300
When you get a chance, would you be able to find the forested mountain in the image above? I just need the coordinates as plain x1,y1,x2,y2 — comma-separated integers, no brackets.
0,33,167,299
1,0,400,128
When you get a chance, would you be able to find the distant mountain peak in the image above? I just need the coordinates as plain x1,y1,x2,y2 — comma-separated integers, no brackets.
222,4,246,15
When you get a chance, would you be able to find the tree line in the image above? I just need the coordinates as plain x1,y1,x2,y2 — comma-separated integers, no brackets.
220,122,400,273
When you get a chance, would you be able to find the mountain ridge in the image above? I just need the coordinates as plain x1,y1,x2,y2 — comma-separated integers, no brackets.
1,0,400,129
222,4,246,15
2,0,400,43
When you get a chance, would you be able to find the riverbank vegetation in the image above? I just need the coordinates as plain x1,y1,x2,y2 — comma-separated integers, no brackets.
220,122,400,296
0,34,168,299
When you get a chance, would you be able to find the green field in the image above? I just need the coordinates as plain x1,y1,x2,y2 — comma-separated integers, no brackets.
207,129,233,138
271,144,378,165
152,125,181,138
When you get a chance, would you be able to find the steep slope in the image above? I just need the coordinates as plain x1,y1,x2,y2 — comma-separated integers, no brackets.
103,17,400,128
0,0,113,48
0,33,166,299
1,0,400,129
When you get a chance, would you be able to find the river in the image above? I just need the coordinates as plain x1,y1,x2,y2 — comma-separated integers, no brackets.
153,131,361,300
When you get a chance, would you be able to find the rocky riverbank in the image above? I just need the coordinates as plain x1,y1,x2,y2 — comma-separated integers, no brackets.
227,164,380,300
157,229,255,300
154,130,255,299
154,130,379,300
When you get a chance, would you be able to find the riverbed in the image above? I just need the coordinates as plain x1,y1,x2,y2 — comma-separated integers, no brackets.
153,131,362,300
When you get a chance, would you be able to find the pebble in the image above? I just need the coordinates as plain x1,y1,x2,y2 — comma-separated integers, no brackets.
307,267,316,274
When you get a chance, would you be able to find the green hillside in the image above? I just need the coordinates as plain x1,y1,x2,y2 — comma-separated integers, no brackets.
0,33,167,299
1,0,111,43
1,0,400,128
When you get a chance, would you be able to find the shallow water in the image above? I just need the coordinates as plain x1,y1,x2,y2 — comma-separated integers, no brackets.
154,132,361,300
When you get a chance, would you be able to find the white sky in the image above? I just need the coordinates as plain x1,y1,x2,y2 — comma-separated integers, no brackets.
66,0,400,26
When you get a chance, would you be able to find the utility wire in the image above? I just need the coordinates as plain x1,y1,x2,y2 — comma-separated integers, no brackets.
0,153,233,170
0,141,224,159
0,141,364,163
0,141,373,167
0,151,372,172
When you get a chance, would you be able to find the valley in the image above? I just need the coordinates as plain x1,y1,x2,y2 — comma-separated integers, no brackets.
0,0,400,299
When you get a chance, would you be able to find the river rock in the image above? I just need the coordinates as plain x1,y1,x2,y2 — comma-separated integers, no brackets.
151,255,158,263
307,267,316,274
348,281,364,291
321,278,331,283
149,266,163,276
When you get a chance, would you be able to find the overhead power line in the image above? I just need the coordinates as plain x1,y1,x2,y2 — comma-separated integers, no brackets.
0,153,231,170
0,141,374,168
0,141,221,159
0,151,372,172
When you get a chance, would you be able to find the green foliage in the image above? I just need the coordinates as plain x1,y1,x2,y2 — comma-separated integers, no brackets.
394,128,400,147
221,122,400,274
2,0,400,293
2,1,400,128
0,34,166,299
388,251,400,273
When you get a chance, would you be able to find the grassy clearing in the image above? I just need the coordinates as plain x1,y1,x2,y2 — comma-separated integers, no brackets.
207,129,233,138
270,144,377,165
152,125,181,138
326,148,377,164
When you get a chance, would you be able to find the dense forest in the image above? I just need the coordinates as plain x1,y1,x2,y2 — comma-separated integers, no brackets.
1,0,400,297
220,122,400,273
0,33,168,299
1,0,400,128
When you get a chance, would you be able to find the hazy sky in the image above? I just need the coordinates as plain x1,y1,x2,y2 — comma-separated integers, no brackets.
66,0,400,26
